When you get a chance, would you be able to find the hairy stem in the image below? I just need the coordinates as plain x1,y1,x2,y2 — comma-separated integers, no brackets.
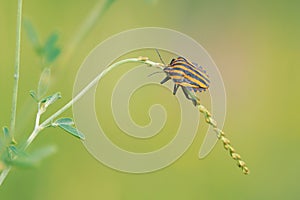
9,0,23,142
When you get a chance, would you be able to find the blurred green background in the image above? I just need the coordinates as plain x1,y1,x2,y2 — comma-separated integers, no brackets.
1,0,300,199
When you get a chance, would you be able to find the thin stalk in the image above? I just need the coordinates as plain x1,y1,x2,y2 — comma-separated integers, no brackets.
197,104,249,175
0,168,11,186
37,57,161,132
0,57,163,186
14,0,117,134
25,104,43,149
185,89,250,174
0,1,23,184
1,103,42,187
62,0,116,66
10,0,23,142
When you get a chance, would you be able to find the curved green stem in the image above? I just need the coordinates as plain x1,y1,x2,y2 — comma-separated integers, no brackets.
10,0,23,142
25,58,153,148
38,57,160,133
0,57,163,186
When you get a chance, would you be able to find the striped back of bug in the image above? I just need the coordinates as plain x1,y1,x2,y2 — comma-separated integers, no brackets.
164,56,210,92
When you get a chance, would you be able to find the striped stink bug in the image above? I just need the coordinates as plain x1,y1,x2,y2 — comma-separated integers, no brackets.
156,50,210,105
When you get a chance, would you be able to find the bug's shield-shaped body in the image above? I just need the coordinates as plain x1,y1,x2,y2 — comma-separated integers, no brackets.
160,56,210,105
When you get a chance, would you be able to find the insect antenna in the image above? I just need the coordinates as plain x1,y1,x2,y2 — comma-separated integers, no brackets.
155,49,166,65
147,70,165,77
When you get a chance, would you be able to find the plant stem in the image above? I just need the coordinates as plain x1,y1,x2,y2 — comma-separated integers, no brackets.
26,58,149,148
37,57,161,131
10,0,117,134
0,57,163,186
0,104,43,187
9,0,23,142
25,104,43,149
183,89,249,174
0,0,23,185
0,167,11,186
197,104,249,175
62,0,116,66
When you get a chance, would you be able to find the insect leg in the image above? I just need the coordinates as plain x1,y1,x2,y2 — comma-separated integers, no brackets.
173,84,180,95
181,86,193,100
160,76,171,84
181,86,197,106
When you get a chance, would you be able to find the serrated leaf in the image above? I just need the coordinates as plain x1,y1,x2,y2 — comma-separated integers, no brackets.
23,19,41,51
57,124,85,140
46,47,61,63
37,68,51,99
53,118,74,126
6,145,57,168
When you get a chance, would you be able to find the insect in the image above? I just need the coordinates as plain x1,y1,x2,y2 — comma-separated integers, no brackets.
155,50,210,106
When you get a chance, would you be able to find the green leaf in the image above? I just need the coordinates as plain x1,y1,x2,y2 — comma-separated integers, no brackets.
9,146,57,168
8,145,25,157
53,118,84,140
23,19,41,51
53,118,74,126
6,145,57,168
40,92,61,103
1,127,10,149
5,146,14,161
57,124,85,140
46,47,61,63
37,68,51,99
43,33,60,64
44,33,59,52
2,127,9,138
2,145,26,166
40,92,61,108
29,90,38,102
0,127,8,148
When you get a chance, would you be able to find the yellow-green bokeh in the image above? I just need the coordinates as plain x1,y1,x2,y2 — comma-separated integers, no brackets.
0,0,300,199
